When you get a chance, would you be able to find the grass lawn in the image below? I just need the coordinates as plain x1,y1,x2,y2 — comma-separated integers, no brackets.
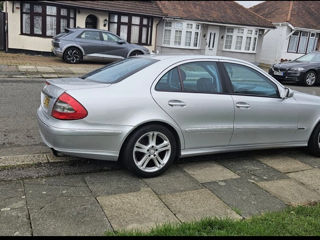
106,203,320,236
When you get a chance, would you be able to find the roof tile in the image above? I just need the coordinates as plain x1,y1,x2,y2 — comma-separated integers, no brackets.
156,1,274,28
251,1,320,30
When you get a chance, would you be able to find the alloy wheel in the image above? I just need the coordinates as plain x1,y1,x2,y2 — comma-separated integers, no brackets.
306,72,316,86
133,131,171,173
66,48,81,63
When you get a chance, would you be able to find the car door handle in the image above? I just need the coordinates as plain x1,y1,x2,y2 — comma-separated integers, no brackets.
236,102,251,109
168,100,186,107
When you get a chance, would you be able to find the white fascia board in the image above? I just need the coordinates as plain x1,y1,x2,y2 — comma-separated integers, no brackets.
163,17,272,30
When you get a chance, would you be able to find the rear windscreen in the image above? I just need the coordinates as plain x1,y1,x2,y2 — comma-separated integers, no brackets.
82,57,158,83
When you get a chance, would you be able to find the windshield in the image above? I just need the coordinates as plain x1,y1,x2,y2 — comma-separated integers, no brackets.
82,58,158,83
295,52,320,62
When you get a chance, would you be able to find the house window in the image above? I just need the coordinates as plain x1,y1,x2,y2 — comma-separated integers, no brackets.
108,13,153,45
298,32,309,53
174,30,182,46
288,31,299,52
21,2,76,37
307,33,317,53
223,27,258,53
162,20,201,49
288,31,319,54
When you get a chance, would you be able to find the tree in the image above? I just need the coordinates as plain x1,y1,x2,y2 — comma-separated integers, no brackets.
0,2,3,11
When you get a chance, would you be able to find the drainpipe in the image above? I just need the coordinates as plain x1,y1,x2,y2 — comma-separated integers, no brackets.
154,17,163,54
5,1,8,52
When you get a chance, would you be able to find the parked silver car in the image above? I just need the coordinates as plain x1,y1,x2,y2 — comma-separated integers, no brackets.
52,28,150,64
37,55,320,177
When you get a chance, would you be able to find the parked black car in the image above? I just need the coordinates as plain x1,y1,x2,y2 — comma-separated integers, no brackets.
269,51,320,86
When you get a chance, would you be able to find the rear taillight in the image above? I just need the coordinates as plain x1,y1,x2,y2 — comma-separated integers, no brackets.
52,92,87,120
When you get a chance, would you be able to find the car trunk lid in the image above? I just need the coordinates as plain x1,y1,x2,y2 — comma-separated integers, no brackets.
41,77,110,116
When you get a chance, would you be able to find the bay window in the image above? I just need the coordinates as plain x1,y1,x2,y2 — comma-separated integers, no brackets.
223,27,258,53
21,2,76,37
162,20,201,49
288,31,319,54
108,13,153,45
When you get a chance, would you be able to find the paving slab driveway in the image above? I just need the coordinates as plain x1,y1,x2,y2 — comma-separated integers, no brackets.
0,148,319,235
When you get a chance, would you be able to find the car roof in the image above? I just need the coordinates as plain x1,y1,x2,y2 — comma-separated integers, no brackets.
138,54,256,67
68,28,111,33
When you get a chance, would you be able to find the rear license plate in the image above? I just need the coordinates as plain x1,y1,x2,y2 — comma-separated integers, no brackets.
274,71,283,76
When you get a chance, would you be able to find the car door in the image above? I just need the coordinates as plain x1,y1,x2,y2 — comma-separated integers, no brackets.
151,60,234,149
101,32,128,58
221,61,299,145
76,30,104,55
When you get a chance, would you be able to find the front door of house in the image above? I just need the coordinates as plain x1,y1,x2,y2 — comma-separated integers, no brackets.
205,26,219,56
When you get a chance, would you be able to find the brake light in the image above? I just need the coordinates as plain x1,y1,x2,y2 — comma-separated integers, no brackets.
52,92,87,120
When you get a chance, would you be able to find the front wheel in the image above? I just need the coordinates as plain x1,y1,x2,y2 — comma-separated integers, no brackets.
308,123,320,157
121,125,177,178
304,70,317,86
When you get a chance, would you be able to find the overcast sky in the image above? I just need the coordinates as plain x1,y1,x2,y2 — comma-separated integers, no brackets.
236,1,264,8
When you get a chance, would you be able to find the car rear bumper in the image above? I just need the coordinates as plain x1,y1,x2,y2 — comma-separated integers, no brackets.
37,107,133,161
52,47,63,58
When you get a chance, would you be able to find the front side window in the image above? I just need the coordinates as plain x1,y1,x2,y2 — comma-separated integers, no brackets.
156,61,222,94
83,58,158,83
108,13,153,45
102,32,120,42
224,63,278,98
223,27,258,53
162,21,201,49
21,2,76,37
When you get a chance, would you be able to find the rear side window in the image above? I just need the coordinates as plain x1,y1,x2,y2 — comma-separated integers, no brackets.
79,31,101,40
155,61,223,94
224,63,279,98
155,68,181,92
83,58,158,83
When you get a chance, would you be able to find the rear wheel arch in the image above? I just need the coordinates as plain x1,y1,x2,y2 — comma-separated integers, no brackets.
127,49,144,57
119,121,182,161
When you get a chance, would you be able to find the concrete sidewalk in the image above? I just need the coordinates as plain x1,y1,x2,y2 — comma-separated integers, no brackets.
0,64,102,79
0,52,105,78
0,148,320,236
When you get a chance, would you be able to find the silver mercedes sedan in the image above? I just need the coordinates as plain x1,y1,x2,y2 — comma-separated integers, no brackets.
37,55,320,177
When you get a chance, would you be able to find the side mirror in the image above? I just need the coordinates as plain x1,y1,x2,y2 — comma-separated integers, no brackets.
281,87,294,99
117,39,125,44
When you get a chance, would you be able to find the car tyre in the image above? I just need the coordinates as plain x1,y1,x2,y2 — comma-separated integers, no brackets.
121,124,177,178
63,47,83,64
308,123,320,157
304,70,317,86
